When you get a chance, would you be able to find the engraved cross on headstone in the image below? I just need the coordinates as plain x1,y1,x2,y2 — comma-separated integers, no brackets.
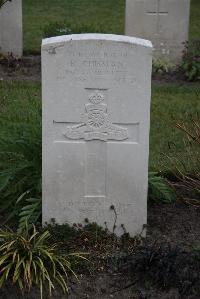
147,0,168,34
53,90,139,199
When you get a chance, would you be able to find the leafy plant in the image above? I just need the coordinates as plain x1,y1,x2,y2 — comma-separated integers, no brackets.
181,40,200,81
0,226,85,298
148,172,176,203
0,97,41,229
17,196,41,233
152,58,176,74
43,20,108,38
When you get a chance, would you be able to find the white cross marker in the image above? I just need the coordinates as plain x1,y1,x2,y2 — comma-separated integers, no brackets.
147,0,168,34
53,90,139,198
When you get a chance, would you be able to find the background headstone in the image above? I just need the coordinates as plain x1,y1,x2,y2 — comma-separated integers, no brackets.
0,0,23,57
42,34,152,237
125,0,190,63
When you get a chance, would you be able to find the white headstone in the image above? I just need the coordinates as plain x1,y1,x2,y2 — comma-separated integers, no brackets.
0,0,23,57
125,0,190,63
42,34,152,237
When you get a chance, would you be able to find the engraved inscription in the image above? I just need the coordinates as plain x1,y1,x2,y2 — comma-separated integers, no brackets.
56,48,136,84
64,91,128,142
65,59,134,83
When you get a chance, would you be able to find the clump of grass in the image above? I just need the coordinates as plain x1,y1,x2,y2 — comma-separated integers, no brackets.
166,119,200,205
0,225,86,298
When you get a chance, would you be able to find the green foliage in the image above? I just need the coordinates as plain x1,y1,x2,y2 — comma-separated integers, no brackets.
0,226,85,298
166,120,200,205
17,196,41,233
22,0,200,53
43,21,108,38
152,58,176,74
23,0,125,53
189,0,200,40
43,22,73,38
181,40,200,81
0,91,41,229
149,85,200,169
148,172,176,203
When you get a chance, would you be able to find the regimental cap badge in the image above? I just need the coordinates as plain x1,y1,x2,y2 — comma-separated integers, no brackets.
64,90,128,141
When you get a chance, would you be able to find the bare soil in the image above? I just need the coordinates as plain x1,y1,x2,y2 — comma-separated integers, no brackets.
147,200,200,250
0,276,190,299
0,200,199,299
0,55,41,82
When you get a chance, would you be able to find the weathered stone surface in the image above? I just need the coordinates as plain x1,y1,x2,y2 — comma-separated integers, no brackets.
0,0,23,57
125,0,190,63
42,34,152,236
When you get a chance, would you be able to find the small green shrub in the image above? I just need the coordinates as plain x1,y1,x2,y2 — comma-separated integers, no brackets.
43,22,73,38
148,172,176,203
43,21,108,38
181,40,200,81
0,226,85,298
152,58,176,74
0,98,41,230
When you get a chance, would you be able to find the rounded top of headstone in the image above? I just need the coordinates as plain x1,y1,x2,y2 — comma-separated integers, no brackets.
42,33,152,49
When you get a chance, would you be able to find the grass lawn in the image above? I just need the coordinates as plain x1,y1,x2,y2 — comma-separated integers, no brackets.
23,0,200,54
150,84,200,170
23,0,125,54
1,81,199,171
